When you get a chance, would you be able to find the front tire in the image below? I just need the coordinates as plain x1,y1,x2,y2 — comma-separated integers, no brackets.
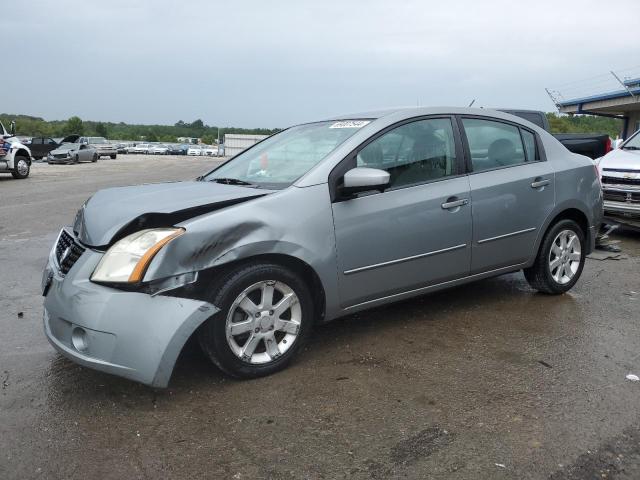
524,219,586,294
198,263,314,378
110,154,117,159
92,153,98,162
11,155,30,179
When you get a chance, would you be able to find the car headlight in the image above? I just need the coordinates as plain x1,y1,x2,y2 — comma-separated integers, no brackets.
91,228,185,283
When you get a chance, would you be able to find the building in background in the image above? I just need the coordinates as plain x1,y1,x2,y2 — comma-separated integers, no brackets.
223,133,268,157
548,69,640,139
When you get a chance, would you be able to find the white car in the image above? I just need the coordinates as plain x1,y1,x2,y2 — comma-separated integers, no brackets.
187,146,203,156
149,144,169,155
127,143,151,154
202,145,218,156
596,129,640,228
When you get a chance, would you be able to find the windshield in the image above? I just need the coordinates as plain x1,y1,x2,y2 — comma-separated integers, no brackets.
88,137,107,144
204,120,370,188
623,131,640,149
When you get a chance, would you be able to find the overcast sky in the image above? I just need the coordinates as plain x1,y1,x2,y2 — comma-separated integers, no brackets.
5,0,640,127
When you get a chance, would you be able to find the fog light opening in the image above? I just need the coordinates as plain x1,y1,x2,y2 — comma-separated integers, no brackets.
71,327,88,353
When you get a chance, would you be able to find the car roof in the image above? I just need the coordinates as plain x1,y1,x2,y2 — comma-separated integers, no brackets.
318,106,530,122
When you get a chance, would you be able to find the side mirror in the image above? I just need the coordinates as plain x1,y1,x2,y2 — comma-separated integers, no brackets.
341,167,390,197
10,121,16,135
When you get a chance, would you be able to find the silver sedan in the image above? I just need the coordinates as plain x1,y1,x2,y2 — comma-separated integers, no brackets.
42,107,603,386
47,143,98,164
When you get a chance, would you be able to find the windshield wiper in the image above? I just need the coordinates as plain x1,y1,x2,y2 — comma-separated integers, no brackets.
208,177,255,186
622,146,640,150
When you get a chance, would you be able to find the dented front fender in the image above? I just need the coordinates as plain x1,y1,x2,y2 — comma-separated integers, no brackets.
144,184,343,321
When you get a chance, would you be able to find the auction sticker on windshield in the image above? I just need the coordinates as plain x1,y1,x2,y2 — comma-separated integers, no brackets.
329,120,370,129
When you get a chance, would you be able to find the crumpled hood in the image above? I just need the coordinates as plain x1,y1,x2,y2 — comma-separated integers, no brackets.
600,148,640,172
74,181,270,247
51,146,78,154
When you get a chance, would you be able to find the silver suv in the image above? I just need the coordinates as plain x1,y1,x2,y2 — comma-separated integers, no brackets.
42,107,603,387
80,136,117,159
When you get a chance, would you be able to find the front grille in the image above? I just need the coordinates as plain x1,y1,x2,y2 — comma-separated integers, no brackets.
601,175,640,186
53,153,68,159
603,190,640,204
55,230,86,275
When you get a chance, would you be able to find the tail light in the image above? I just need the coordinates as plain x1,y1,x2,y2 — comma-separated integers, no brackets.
605,137,612,154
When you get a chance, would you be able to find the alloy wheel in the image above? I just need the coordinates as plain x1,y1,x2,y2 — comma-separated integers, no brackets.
225,280,302,364
548,229,581,285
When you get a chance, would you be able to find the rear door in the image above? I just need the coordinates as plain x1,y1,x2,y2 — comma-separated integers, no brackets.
44,138,58,156
79,144,91,162
30,137,44,157
331,116,472,308
458,116,555,273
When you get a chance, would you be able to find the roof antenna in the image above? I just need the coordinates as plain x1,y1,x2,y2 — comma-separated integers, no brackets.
468,99,476,107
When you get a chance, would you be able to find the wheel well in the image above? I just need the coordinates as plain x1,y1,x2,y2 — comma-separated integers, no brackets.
240,254,327,324
545,208,591,250
174,253,327,324
14,149,31,163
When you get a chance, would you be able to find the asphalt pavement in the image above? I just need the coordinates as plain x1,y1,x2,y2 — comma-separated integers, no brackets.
1,155,639,479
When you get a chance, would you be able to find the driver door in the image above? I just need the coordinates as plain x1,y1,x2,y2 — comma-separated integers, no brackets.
79,144,89,161
331,117,472,308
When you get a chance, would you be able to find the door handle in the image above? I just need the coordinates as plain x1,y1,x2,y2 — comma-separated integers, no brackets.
531,178,550,189
441,198,469,210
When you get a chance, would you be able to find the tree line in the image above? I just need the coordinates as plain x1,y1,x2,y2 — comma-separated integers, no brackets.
0,112,625,143
546,112,624,139
0,114,280,144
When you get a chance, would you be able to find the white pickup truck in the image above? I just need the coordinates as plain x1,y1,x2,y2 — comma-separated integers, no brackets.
0,120,32,179
596,129,640,230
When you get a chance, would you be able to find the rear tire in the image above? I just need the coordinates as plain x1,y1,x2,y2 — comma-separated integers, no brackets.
524,219,586,294
198,263,314,379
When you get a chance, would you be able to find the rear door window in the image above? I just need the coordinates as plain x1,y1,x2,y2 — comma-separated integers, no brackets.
461,118,527,172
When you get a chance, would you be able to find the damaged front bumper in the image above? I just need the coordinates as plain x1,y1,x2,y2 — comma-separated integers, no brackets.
603,200,640,216
42,236,217,387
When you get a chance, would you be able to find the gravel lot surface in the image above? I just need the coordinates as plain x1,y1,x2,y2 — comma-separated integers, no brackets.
1,154,640,479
